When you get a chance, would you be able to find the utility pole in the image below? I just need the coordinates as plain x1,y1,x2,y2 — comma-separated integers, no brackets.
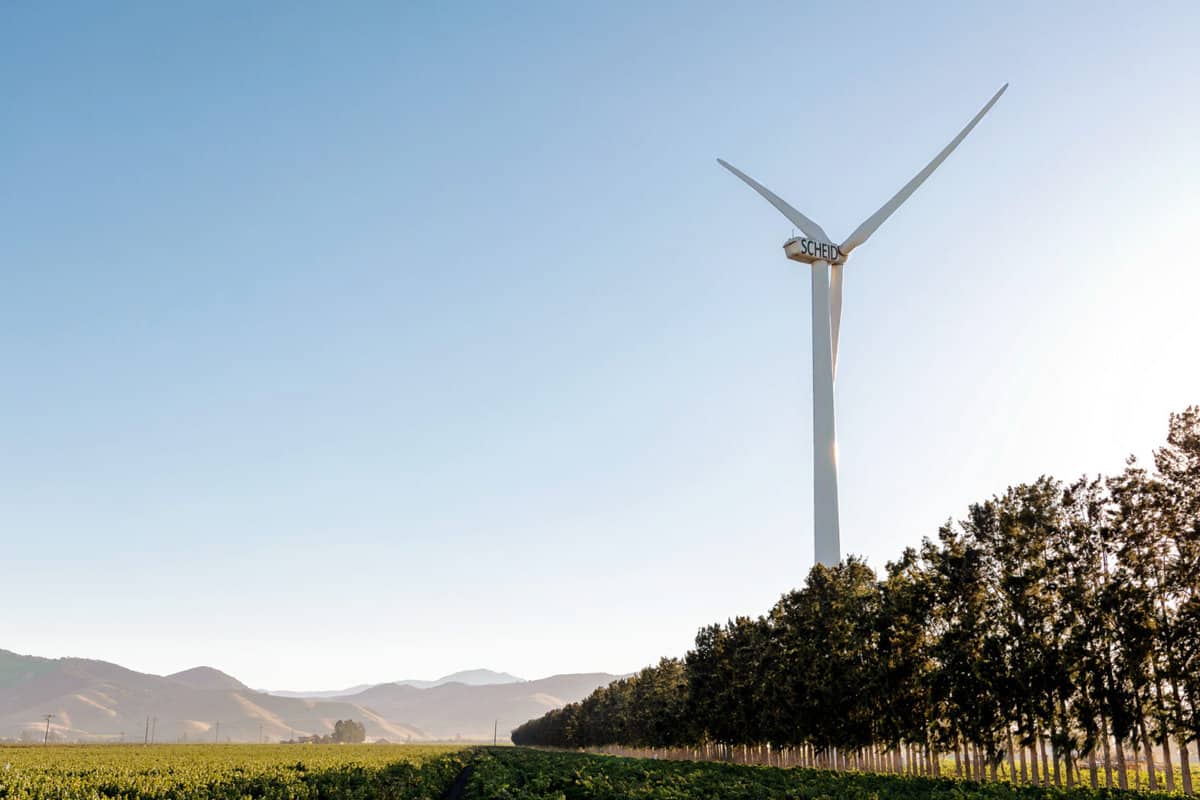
214,721,220,743
43,714,53,745
145,716,150,745
259,724,264,744
493,720,498,747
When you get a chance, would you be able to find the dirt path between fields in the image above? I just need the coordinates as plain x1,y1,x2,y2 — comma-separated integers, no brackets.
439,764,474,800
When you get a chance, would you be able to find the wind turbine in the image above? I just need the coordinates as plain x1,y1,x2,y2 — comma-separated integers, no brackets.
719,84,1007,568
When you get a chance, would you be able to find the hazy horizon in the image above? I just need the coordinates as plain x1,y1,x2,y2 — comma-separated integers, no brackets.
3,1,1198,690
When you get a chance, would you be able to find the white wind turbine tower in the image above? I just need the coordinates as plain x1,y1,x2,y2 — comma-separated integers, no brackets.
719,84,1007,568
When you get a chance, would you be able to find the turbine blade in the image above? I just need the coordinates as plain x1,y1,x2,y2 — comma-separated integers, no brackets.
717,159,832,244
840,84,1008,254
830,262,843,380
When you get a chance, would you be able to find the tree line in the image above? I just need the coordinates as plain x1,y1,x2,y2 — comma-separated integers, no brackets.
512,407,1200,793
284,719,366,744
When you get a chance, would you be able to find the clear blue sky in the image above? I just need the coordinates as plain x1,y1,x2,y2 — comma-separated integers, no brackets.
3,1,1198,690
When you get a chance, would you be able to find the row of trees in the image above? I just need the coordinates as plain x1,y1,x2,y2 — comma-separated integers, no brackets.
513,407,1200,792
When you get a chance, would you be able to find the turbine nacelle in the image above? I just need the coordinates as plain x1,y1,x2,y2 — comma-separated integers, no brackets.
784,237,846,265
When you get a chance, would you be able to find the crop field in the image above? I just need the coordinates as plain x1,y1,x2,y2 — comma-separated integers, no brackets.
467,748,1176,800
0,744,469,800
3,744,1193,800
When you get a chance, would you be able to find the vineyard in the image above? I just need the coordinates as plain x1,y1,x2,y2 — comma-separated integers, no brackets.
0,744,469,800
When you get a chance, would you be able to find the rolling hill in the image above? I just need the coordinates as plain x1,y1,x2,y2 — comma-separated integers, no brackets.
268,668,523,698
0,649,616,743
0,649,423,743
338,672,619,740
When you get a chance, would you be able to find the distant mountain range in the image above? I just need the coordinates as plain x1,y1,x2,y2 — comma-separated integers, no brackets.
0,649,616,743
267,669,524,698
320,672,619,741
